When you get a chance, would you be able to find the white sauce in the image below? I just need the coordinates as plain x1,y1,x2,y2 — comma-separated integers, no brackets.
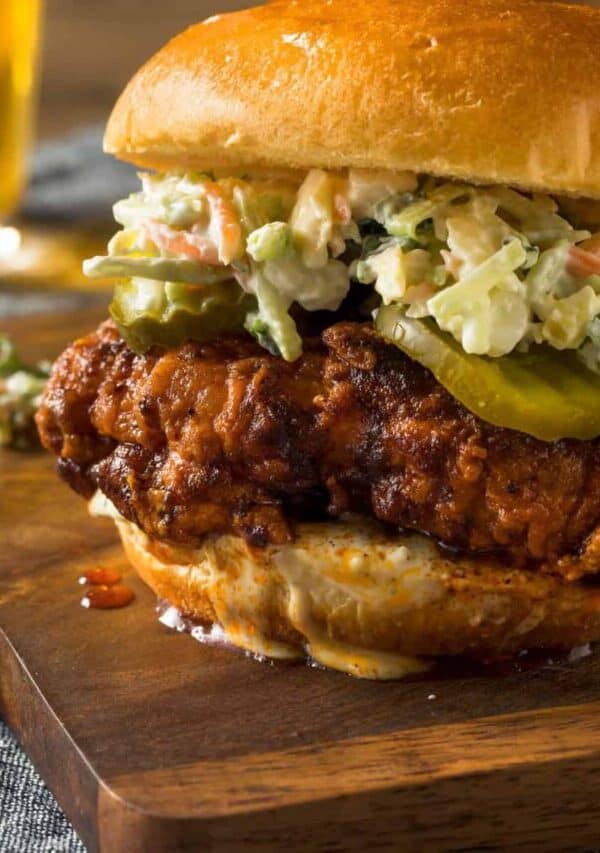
93,492,440,679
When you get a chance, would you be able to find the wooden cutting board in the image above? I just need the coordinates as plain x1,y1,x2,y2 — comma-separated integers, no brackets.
3,308,600,852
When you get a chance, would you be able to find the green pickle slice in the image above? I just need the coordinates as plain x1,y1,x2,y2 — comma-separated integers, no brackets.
111,279,256,354
376,305,600,442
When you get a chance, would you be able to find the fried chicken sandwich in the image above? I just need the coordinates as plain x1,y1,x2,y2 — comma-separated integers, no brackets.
37,0,600,677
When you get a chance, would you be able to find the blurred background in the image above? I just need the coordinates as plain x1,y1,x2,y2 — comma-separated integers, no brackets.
40,0,251,138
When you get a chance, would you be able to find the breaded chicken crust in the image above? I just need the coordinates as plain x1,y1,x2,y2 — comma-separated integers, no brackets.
36,320,600,579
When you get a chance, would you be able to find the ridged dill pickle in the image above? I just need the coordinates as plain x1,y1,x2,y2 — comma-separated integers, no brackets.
110,279,256,354
376,305,600,441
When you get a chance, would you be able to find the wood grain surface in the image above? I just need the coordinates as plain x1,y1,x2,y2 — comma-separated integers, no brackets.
2,310,600,851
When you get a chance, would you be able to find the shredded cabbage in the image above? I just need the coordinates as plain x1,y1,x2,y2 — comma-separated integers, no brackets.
541,286,600,350
261,253,349,312
348,169,418,220
85,168,600,366
289,170,336,269
427,240,529,356
244,267,302,362
83,255,233,285
360,181,600,365
247,222,292,262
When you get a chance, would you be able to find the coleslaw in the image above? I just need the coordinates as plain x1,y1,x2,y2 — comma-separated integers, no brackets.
85,168,600,369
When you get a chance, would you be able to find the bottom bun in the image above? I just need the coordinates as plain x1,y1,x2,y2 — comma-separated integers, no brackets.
113,514,600,680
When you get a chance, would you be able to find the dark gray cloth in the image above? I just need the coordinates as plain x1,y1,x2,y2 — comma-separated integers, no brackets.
1,125,135,851
23,125,138,222
0,286,108,319
0,722,85,852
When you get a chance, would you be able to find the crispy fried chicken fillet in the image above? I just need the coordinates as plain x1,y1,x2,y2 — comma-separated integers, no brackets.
37,320,600,580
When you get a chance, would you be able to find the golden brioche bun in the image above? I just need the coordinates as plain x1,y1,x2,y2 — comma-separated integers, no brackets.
115,517,600,679
105,0,600,198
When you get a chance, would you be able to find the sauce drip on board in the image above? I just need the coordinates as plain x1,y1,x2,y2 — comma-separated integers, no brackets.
78,566,123,587
79,566,135,610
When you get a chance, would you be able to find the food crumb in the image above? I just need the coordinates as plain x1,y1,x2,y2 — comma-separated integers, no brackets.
427,693,437,700
568,644,592,663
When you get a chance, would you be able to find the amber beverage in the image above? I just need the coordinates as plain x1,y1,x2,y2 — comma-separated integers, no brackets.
0,0,41,219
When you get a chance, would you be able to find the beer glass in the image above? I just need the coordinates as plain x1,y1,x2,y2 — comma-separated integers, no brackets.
0,0,41,221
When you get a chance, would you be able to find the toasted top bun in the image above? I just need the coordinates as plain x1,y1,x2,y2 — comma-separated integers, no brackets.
115,516,600,679
105,0,600,198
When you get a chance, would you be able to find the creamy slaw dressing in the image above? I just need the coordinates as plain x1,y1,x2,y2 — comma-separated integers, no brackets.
85,168,600,369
